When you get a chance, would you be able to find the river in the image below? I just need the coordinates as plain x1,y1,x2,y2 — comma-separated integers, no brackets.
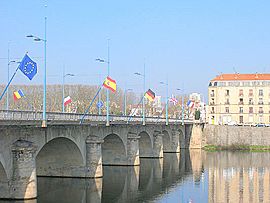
1,150,270,203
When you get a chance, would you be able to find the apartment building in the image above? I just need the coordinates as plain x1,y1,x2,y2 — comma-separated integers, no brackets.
208,73,270,125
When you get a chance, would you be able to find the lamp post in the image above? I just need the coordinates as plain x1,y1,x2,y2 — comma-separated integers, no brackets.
62,68,74,113
160,79,169,125
134,63,146,125
7,60,19,111
26,16,47,127
124,88,132,116
177,88,184,125
96,39,110,126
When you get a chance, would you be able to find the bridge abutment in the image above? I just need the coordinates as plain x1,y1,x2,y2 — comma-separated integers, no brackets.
86,136,103,178
10,140,37,200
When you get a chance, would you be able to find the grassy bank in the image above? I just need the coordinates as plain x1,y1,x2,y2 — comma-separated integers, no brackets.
203,145,270,152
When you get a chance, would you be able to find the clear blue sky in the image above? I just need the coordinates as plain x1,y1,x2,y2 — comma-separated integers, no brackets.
1,0,270,99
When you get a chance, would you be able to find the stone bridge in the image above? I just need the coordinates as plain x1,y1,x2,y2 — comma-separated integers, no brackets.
0,122,203,200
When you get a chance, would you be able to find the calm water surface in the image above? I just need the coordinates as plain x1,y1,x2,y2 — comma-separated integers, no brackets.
2,150,270,203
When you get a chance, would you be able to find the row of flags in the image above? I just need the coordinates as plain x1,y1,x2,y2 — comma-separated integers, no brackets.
10,53,195,110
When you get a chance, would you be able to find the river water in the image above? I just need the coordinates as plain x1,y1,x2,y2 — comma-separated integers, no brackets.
2,150,270,203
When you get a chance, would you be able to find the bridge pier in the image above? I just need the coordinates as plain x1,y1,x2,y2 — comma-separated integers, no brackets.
85,136,103,178
10,140,37,200
127,132,140,166
167,129,180,153
152,131,163,158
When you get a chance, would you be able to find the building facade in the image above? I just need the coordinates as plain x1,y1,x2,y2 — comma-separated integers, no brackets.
208,73,270,125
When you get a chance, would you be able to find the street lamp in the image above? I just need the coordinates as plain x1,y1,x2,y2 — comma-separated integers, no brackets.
26,16,47,127
6,60,20,111
62,69,75,113
176,88,185,125
134,63,146,125
96,39,110,126
124,88,132,116
160,79,169,125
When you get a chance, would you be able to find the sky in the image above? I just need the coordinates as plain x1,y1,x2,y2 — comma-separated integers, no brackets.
1,0,270,100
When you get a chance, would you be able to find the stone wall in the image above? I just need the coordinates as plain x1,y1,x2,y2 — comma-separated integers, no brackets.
203,125,270,147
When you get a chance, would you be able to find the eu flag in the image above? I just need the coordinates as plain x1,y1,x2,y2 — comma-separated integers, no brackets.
18,54,37,80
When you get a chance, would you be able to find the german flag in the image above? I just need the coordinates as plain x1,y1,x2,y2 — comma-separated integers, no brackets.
103,76,116,92
144,89,155,101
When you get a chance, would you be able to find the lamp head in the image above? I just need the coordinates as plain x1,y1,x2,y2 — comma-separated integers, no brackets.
26,35,34,38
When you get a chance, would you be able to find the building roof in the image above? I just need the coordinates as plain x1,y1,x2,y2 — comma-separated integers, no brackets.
211,73,270,81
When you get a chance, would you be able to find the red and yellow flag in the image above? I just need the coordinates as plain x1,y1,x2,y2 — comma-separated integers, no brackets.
103,76,116,92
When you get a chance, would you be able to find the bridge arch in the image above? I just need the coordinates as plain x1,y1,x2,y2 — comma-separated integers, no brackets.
162,130,171,152
102,133,127,165
36,137,84,177
138,131,152,158
0,157,8,199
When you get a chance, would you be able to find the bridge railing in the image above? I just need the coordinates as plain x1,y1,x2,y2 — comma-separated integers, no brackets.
0,110,192,124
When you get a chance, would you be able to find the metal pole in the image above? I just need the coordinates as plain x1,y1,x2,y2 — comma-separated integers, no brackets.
42,15,47,127
124,89,126,116
98,74,101,115
143,61,146,125
166,77,168,125
6,44,10,111
62,67,65,113
106,39,110,126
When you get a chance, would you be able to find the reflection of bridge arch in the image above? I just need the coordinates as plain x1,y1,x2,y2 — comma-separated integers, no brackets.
162,130,171,152
102,133,127,165
138,131,152,158
0,159,8,199
36,137,84,177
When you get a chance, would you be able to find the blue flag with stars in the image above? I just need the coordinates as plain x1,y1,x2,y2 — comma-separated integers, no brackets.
18,54,37,80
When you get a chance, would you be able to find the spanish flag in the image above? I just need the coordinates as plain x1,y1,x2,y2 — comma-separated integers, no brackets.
144,89,155,101
103,76,116,92
13,89,25,101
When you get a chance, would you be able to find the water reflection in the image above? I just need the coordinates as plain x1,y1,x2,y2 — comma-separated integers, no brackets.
205,151,270,203
2,150,270,203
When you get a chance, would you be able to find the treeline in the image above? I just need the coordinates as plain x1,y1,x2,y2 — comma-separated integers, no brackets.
0,84,188,117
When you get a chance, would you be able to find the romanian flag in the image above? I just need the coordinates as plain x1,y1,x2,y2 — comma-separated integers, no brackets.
13,89,24,101
144,89,155,101
103,76,116,92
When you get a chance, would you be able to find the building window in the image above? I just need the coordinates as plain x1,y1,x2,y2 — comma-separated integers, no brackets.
259,107,263,114
239,98,244,105
210,98,215,105
258,98,263,105
239,89,243,96
239,116,243,123
249,98,253,105
211,90,215,97
259,89,263,96
249,107,253,113
249,89,253,97
239,107,243,113
259,115,263,123
225,98,230,105
211,107,215,114
225,90,229,96
209,82,212,86
225,107,229,113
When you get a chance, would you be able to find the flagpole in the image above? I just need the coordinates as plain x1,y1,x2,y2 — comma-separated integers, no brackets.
106,39,110,126
80,85,103,124
0,66,20,102
127,96,144,123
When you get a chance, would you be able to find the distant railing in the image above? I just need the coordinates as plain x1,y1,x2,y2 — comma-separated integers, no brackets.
0,110,194,124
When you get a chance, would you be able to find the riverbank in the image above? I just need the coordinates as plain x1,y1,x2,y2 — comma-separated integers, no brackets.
203,144,270,152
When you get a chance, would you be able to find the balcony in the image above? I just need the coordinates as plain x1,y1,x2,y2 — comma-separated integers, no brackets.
239,94,244,97
225,101,230,105
210,111,215,114
238,101,244,105
210,93,215,97
248,101,254,105
258,102,264,105
248,94,253,97
210,102,215,105
225,93,229,97
259,110,264,114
